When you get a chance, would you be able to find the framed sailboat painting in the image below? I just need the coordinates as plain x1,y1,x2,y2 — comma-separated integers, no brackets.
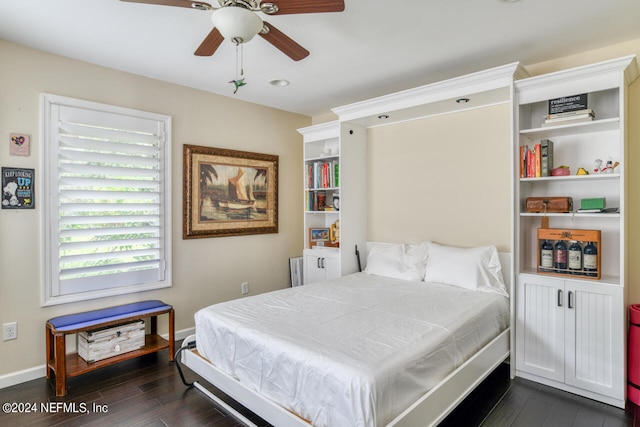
183,144,278,238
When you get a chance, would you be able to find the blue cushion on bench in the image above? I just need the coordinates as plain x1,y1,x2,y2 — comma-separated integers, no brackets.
48,300,171,332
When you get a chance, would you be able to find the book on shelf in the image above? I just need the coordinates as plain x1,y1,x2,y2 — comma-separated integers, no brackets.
306,190,337,212
317,191,326,211
546,112,594,122
540,139,553,177
576,207,619,213
306,190,320,211
548,93,588,115
520,144,546,178
306,159,340,189
543,110,595,127
542,115,594,127
524,145,539,178
547,108,594,120
520,140,554,178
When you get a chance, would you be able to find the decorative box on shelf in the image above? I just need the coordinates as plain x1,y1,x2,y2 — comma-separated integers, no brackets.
526,197,573,213
78,320,145,363
537,228,601,280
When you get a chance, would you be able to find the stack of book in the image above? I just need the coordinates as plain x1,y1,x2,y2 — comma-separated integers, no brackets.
520,139,554,178
542,108,595,127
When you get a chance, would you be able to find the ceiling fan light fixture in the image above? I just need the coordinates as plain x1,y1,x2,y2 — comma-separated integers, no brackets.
211,6,263,43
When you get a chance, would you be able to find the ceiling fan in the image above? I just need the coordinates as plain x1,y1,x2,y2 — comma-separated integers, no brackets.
120,0,345,61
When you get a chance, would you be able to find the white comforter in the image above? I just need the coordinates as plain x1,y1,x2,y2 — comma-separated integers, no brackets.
195,273,509,427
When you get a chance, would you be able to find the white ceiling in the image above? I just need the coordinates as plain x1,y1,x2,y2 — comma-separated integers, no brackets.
2,0,640,117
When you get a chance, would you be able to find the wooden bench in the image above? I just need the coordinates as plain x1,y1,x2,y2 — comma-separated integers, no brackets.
46,300,174,396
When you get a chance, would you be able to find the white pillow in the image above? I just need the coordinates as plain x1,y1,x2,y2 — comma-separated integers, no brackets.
364,242,428,281
423,243,508,297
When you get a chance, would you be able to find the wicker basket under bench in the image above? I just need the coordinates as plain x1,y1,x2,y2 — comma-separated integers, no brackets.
46,300,174,397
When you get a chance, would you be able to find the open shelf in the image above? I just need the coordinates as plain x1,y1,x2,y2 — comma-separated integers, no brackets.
52,334,170,378
520,117,620,138
520,173,619,183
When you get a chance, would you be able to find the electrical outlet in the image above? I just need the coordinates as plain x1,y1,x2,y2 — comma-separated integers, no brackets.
3,322,17,341
241,282,249,295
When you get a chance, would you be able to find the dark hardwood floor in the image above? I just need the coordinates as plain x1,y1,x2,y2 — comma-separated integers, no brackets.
1,343,639,426
442,363,638,427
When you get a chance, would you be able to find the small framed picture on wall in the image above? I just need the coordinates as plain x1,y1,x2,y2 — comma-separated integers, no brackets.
2,167,35,209
9,133,30,156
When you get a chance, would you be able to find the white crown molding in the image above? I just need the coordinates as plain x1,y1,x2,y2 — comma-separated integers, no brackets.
332,62,527,125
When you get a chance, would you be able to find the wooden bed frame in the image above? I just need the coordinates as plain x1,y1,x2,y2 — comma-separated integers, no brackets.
181,253,512,427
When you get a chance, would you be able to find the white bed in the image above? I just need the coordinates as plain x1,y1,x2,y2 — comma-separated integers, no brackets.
182,244,512,427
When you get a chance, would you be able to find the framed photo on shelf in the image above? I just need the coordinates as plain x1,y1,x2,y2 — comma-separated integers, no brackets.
183,144,278,239
309,227,330,248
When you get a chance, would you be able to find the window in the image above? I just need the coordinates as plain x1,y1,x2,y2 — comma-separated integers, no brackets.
41,94,172,306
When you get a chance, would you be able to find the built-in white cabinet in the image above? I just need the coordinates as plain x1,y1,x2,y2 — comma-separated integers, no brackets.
514,56,638,408
304,249,340,284
516,273,624,405
298,121,367,285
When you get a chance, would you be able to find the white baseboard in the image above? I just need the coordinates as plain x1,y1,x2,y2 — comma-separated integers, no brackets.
0,365,47,390
163,326,195,342
0,326,196,390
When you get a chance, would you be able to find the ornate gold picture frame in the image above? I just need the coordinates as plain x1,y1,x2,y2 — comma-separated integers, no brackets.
183,144,278,239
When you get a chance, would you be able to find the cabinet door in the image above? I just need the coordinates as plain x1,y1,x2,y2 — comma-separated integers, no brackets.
564,282,624,400
324,254,341,280
304,254,326,285
516,274,565,382
304,251,341,285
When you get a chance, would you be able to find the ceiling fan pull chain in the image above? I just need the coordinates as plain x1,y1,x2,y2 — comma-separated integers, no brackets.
234,41,245,77
229,40,247,94
240,42,244,76
235,41,239,80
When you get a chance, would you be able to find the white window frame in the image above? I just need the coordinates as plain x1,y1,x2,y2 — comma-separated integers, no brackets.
40,93,172,306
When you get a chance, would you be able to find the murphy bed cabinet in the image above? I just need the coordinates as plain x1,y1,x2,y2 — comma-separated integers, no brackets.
298,121,367,284
298,62,527,285
514,56,638,408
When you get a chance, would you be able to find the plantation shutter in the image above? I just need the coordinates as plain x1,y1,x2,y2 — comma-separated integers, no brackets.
42,94,171,304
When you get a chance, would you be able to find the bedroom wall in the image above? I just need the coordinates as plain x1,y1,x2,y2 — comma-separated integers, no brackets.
0,40,309,379
366,104,511,251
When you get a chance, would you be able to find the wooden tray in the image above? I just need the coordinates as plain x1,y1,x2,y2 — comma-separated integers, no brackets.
537,228,601,280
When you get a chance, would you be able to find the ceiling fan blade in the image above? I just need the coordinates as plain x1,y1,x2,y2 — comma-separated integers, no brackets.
119,0,213,10
259,22,309,61
266,0,344,15
195,28,225,56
